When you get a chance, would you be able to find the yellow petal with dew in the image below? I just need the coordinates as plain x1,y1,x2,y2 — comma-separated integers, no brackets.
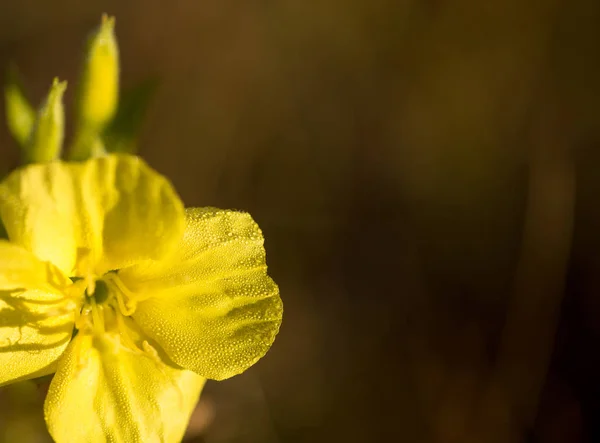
0,154,185,276
120,208,283,380
0,241,75,386
44,331,205,443
0,240,56,290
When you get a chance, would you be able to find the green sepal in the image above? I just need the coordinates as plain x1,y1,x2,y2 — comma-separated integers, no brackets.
4,65,35,148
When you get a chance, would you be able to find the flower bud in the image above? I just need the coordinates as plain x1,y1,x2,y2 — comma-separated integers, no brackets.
69,14,119,161
26,78,66,164
77,14,119,130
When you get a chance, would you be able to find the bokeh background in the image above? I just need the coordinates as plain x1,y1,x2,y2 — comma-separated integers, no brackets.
1,1,600,442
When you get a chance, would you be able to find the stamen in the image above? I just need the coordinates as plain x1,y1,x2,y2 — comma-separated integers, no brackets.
104,273,136,316
113,310,167,369
115,312,143,353
89,296,105,334
142,340,159,360
98,302,106,327
103,273,133,297
75,306,93,331
85,274,96,296
73,305,82,328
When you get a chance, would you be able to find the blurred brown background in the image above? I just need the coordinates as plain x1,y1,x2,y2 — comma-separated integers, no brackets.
1,1,600,442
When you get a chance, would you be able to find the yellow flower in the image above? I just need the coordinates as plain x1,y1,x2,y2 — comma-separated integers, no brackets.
0,154,282,443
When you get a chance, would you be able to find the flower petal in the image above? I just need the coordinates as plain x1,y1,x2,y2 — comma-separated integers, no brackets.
0,154,185,276
0,241,75,386
0,240,54,290
44,332,206,443
120,208,283,380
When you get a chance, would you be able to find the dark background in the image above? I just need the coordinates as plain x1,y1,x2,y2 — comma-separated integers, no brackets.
1,1,600,442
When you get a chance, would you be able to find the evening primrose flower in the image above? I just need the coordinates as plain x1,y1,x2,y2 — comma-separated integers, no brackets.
0,154,282,442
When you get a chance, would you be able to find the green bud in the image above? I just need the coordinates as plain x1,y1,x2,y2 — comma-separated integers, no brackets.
78,14,119,130
4,65,35,148
26,78,66,164
69,14,119,161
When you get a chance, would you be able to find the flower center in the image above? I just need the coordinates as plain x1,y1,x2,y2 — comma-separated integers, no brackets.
90,279,110,304
72,273,161,359
75,272,137,337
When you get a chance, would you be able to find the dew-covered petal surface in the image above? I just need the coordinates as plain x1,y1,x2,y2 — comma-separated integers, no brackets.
0,154,185,276
120,208,283,380
0,241,75,386
44,331,206,443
